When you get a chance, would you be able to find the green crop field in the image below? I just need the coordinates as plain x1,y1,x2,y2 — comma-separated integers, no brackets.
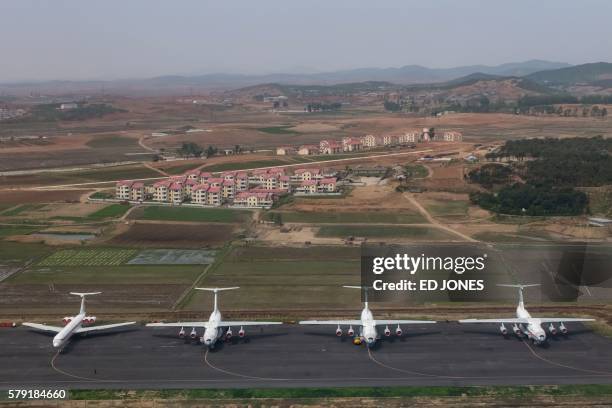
256,125,300,135
316,225,454,240
87,204,131,220
264,211,425,224
0,225,40,237
37,248,138,266
135,206,251,223
1,203,46,216
0,242,51,265
184,245,362,310
425,200,469,217
10,264,202,285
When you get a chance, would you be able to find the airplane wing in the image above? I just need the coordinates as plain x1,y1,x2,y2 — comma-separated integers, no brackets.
218,321,282,327
146,322,208,328
375,320,436,325
537,317,595,323
299,320,363,326
22,322,63,333
459,318,531,324
75,322,136,333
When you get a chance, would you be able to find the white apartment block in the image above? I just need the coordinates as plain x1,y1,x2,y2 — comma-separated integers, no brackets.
443,131,463,141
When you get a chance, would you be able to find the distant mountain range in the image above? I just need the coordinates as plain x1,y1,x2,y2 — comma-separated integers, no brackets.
3,61,612,97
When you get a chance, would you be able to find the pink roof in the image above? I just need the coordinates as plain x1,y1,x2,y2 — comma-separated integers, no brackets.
320,178,337,184
236,171,248,178
207,177,224,184
132,182,144,188
300,144,318,149
252,169,268,175
185,179,198,186
268,168,284,174
200,172,212,178
208,186,221,193
117,180,133,187
153,180,171,188
185,169,201,176
221,171,236,177
302,180,317,186
223,179,234,186
169,182,183,190
192,184,209,192
279,175,290,181
295,168,320,174
327,141,342,148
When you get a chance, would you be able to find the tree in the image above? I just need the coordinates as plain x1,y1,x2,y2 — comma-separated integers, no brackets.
205,145,218,158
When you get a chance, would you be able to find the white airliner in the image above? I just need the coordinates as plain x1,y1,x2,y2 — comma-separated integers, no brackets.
459,284,595,345
22,292,136,349
299,286,436,347
146,287,282,348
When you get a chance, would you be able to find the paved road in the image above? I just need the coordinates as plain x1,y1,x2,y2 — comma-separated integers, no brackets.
1,323,612,390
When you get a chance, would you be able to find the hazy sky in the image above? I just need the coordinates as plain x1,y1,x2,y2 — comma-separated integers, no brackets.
1,0,611,82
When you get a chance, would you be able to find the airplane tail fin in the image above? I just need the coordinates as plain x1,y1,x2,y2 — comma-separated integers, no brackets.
69,292,101,314
195,287,239,311
497,284,540,307
343,285,371,307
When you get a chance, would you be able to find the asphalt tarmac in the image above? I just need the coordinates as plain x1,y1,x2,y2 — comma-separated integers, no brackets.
1,323,612,390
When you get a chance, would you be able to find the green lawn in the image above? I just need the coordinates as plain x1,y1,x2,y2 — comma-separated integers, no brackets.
11,264,202,285
85,135,140,148
264,211,425,224
405,164,429,178
0,225,40,237
136,206,251,223
425,200,469,217
316,225,454,240
1,204,46,216
87,204,131,220
37,248,138,266
185,245,361,310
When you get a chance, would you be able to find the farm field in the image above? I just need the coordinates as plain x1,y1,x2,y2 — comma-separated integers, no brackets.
0,225,40,237
109,222,238,248
263,211,426,224
85,203,131,220
184,245,362,311
128,249,216,265
315,225,456,240
37,248,138,266
131,206,251,223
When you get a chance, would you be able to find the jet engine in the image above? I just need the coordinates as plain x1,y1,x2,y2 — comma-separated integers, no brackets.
512,324,521,336
335,326,342,336
559,322,567,334
178,327,185,338
225,327,233,339
548,323,557,335
238,326,245,338
62,317,72,326
384,325,391,337
347,325,355,337
190,328,197,339
395,325,402,336
83,316,96,325
499,323,508,335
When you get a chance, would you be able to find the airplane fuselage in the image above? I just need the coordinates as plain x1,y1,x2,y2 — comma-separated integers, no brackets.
53,313,84,348
359,307,378,347
201,309,222,348
517,304,546,344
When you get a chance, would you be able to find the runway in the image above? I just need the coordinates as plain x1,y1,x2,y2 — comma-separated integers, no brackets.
2,323,612,390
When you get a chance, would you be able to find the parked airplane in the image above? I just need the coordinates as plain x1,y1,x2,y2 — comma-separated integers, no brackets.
22,292,136,350
459,284,595,345
146,287,282,349
299,286,436,347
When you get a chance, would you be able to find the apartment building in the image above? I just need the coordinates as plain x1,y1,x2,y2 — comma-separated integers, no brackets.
153,180,172,202
235,172,249,191
115,180,133,200
319,139,343,154
296,180,318,194
400,131,419,144
298,145,319,155
169,182,185,204
199,172,213,184
276,146,296,155
207,186,221,206
191,184,209,205
342,137,362,152
318,178,337,193
443,131,463,141
222,179,235,200
293,168,322,181
361,134,378,148
234,191,274,208
382,135,399,145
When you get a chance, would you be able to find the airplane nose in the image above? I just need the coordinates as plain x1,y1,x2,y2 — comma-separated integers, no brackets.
367,337,374,343
53,340,61,348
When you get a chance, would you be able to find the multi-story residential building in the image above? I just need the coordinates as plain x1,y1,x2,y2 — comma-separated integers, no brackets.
199,172,213,184
318,178,337,193
422,127,433,142
207,186,221,206
319,140,343,154
262,173,278,190
298,145,319,155
185,169,201,181
443,131,463,141
222,172,235,182
296,180,318,194
361,134,377,148
342,137,363,152
234,191,274,208
400,131,420,144
293,168,321,181
130,182,145,201
235,172,249,191
115,180,133,200
249,169,268,184
169,182,184,204
382,135,399,145
183,179,198,197
222,179,235,200
279,175,291,191
207,177,224,188
191,184,209,205
153,180,172,202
